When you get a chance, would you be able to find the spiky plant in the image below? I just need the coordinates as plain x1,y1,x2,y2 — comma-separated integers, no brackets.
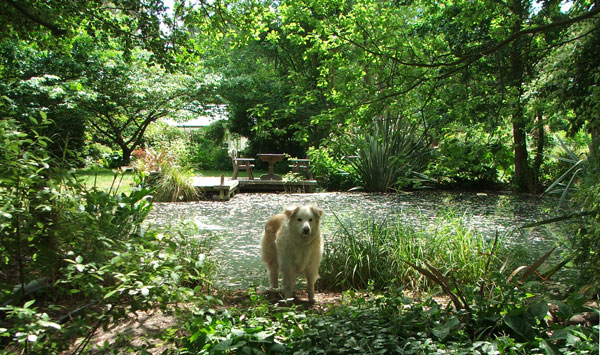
345,113,430,192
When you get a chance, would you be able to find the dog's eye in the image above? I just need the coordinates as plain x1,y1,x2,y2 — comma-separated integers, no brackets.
309,218,313,222
297,218,302,222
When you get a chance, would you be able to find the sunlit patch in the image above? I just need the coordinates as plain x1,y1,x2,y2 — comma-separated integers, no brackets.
147,191,566,288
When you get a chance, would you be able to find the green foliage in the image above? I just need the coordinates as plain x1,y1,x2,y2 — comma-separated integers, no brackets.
426,125,513,188
172,288,598,354
0,118,216,353
306,146,358,191
541,133,600,288
152,166,199,203
344,115,431,192
187,130,232,171
571,153,600,288
131,147,198,202
174,295,293,354
318,212,506,292
545,135,593,208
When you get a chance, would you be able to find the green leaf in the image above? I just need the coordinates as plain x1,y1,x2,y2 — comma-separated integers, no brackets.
432,316,460,340
528,301,549,322
104,289,119,299
213,338,233,351
504,314,535,341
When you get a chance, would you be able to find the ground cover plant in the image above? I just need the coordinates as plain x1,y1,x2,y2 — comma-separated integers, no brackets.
0,118,217,353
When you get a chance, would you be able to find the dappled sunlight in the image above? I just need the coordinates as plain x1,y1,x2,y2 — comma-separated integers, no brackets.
147,191,567,288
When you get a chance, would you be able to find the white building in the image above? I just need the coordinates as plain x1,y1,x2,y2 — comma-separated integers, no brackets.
162,105,248,153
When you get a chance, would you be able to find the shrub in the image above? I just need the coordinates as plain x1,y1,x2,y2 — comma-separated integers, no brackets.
306,146,358,191
152,165,198,202
131,147,198,202
344,114,431,192
187,133,232,171
0,117,216,353
425,124,512,188
543,134,600,289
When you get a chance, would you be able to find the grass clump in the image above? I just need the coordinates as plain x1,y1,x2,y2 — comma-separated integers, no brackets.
131,147,198,202
318,211,506,292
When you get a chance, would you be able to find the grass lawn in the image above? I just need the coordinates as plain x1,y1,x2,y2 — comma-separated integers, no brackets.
74,167,137,193
74,167,268,193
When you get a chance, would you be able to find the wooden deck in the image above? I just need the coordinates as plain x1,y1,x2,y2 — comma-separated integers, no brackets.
190,176,318,200
239,178,318,193
191,176,239,201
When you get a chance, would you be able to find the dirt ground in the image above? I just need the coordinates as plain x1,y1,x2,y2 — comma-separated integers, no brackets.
66,290,346,354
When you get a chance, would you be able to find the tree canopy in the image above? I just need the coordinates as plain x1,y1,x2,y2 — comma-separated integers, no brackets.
1,0,598,191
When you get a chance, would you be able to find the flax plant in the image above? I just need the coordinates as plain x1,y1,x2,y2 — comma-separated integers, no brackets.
344,113,430,192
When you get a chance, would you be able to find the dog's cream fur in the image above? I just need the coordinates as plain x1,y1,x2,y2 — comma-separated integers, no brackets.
261,205,324,302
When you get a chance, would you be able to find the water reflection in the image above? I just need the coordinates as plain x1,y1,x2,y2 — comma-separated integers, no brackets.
146,191,567,288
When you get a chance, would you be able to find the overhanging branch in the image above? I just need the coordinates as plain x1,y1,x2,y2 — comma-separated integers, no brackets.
4,0,67,36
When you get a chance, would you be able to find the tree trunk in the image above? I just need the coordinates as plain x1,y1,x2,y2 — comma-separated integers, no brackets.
119,142,133,166
508,1,537,193
532,111,545,190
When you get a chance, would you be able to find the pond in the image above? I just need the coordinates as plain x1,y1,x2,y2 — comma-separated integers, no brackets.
146,191,569,288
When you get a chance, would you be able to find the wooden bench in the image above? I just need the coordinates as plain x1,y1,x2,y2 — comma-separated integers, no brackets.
289,158,313,180
231,151,255,180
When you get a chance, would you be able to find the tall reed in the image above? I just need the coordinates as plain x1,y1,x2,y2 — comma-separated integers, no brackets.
318,211,507,292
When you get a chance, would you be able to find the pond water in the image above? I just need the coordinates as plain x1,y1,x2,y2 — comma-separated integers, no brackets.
146,191,569,288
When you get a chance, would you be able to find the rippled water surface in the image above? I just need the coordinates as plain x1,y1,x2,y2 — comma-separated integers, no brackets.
146,191,566,288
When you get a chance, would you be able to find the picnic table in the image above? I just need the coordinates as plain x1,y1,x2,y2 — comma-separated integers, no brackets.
257,153,285,180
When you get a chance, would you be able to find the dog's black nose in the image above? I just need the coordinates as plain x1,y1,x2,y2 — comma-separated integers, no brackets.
303,226,310,234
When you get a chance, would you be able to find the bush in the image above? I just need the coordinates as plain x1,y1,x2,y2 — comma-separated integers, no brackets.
543,133,600,290
0,117,216,353
152,165,199,202
344,115,431,192
571,152,600,289
426,124,512,188
306,146,358,191
131,147,198,202
187,132,232,171
143,121,190,166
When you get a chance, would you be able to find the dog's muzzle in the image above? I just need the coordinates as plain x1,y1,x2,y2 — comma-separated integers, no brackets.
302,226,310,235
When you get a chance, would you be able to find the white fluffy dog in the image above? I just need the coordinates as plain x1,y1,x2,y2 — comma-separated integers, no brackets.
261,205,324,302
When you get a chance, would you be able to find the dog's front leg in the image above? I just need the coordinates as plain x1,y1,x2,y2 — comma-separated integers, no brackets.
306,271,317,302
281,268,296,299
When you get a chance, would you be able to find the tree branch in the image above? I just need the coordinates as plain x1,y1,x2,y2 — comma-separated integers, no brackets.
339,5,600,69
4,0,67,35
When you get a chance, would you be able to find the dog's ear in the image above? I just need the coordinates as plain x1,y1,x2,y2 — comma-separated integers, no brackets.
311,206,324,217
284,206,299,218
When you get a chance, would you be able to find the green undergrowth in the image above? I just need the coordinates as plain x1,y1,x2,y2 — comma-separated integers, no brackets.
169,286,598,354
318,211,511,292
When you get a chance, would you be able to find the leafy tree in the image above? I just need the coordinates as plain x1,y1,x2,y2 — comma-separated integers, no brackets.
0,0,195,66
213,0,599,192
75,48,213,165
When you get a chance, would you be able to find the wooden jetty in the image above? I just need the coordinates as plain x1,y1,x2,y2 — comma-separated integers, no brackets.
191,176,239,201
190,176,318,201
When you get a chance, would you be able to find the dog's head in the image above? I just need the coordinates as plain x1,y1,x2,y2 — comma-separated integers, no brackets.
285,205,323,238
